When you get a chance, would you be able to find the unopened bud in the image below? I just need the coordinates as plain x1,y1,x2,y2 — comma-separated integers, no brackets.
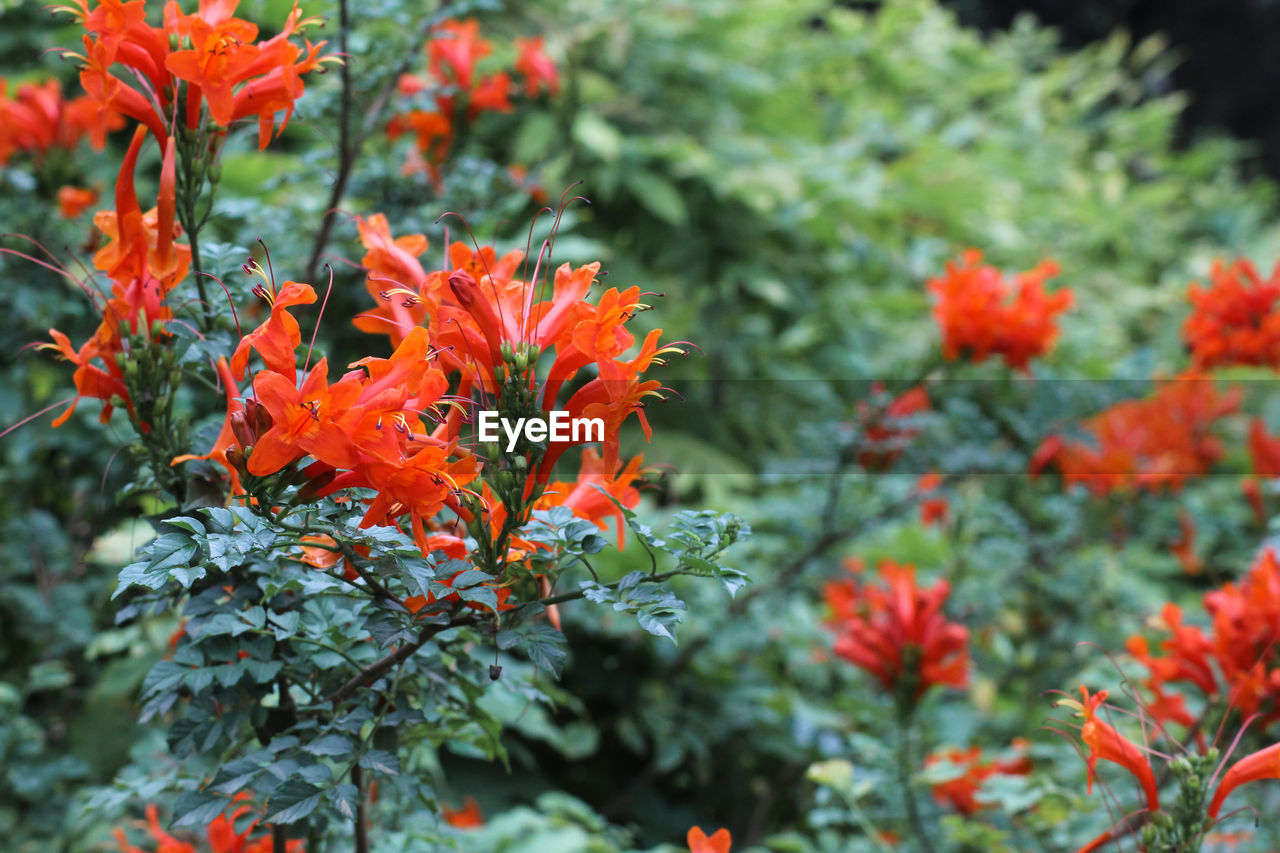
447,269,479,306
247,398,274,435
226,445,249,476
295,470,336,503
230,411,255,448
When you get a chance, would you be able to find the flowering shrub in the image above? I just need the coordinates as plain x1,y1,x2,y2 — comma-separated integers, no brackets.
11,0,1280,851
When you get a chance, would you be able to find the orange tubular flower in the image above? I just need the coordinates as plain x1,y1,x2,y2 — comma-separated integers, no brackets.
687,827,732,853
113,797,302,853
247,359,363,476
514,37,558,97
42,125,187,428
1184,258,1280,370
534,449,644,545
352,218,682,487
388,19,556,178
926,742,1032,814
1244,418,1280,525
928,249,1072,371
65,0,331,148
229,280,318,382
442,796,485,828
1030,372,1239,495
0,76,123,165
58,184,100,218
1169,511,1202,575
854,383,929,471
1209,742,1280,819
1066,687,1160,815
916,471,948,527
824,560,969,705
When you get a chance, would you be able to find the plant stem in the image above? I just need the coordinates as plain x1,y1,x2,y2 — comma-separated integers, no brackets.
352,764,370,853
304,0,352,283
895,713,928,852
303,2,448,282
188,221,212,330
272,824,286,853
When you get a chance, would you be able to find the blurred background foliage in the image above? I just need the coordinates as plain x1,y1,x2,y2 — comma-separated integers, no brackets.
4,0,1280,850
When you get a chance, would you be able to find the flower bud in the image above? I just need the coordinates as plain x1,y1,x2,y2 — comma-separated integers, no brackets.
230,411,255,448
295,471,336,503
247,398,274,435
226,446,249,478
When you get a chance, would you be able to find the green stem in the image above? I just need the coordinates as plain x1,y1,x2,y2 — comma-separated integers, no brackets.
352,764,370,853
895,713,928,852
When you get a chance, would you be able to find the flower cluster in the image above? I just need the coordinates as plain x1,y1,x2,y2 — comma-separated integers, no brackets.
352,213,678,483
114,799,302,853
1244,417,1280,525
41,126,188,427
853,382,929,471
442,797,485,828
924,742,1032,814
1030,373,1240,495
927,249,1072,371
185,277,482,557
1061,686,1280,849
1128,548,1280,728
0,75,122,165
1184,258,1280,370
62,0,331,148
387,19,557,181
687,827,732,853
823,559,969,710
174,211,671,609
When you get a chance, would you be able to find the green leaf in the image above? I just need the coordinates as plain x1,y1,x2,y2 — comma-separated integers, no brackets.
573,113,623,161
625,170,689,225
264,779,324,824
358,749,400,775
115,534,200,597
171,790,230,827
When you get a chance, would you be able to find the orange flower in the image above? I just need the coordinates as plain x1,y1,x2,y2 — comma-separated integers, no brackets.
854,383,929,471
388,20,556,177
928,249,1071,371
687,826,731,853
1031,372,1239,495
66,0,330,148
1184,258,1280,370
442,796,485,828
57,184,100,218
824,560,969,705
925,742,1032,814
1065,686,1160,814
514,37,558,97
42,125,186,429
0,76,122,165
916,471,948,527
535,449,644,545
1208,742,1280,818
1244,418,1280,525
1169,511,1202,575
229,279,318,382
113,797,302,853
247,359,363,476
